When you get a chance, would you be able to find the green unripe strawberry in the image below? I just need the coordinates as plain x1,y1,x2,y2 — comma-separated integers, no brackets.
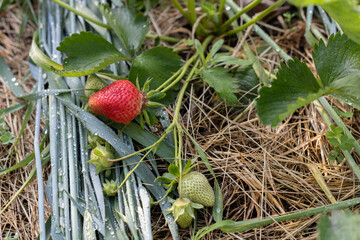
179,171,215,207
88,145,113,175
168,198,194,228
85,75,108,97
102,179,117,197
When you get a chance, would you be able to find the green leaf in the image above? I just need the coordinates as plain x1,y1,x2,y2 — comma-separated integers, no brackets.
57,31,129,71
257,58,327,127
183,160,193,172
206,39,224,63
200,67,239,105
128,47,182,103
313,34,360,88
329,138,340,147
333,108,354,118
232,66,260,105
30,31,129,77
257,33,360,127
99,3,149,56
0,102,27,117
156,176,173,183
318,210,360,240
290,0,360,44
168,164,180,177
1,131,15,144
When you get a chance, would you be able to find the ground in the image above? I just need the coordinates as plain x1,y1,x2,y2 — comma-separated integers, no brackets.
1,1,360,240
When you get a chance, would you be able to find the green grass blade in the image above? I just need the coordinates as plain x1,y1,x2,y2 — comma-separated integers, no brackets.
57,98,179,239
222,197,360,233
0,102,27,117
0,55,25,97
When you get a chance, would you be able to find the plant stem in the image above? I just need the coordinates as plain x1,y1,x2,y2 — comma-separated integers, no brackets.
187,0,197,25
218,0,226,23
159,54,197,93
226,0,291,61
109,124,175,162
51,0,112,29
221,197,360,233
170,0,191,23
226,0,286,36
220,0,262,33
145,33,181,43
52,0,182,44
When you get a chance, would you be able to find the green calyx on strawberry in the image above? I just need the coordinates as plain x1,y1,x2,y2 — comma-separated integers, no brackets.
102,179,118,197
167,198,202,228
85,75,108,97
86,131,106,149
88,78,165,126
88,143,114,175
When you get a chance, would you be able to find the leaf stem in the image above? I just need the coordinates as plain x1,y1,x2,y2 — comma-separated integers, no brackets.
52,0,182,44
218,0,226,24
226,0,291,61
221,197,360,233
220,0,262,33
187,0,197,25
159,54,197,93
109,124,174,162
170,0,191,23
145,33,181,43
225,0,287,36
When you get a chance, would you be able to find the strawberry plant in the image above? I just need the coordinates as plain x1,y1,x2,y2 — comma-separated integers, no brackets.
2,0,360,239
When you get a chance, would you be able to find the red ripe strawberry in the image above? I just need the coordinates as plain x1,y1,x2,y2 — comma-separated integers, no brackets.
88,80,146,124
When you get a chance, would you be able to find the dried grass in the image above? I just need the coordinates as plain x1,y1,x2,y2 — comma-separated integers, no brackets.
1,1,360,240
0,5,50,240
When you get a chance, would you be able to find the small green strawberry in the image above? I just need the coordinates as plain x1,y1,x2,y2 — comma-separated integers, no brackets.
179,171,215,207
102,179,117,197
168,198,195,228
85,75,108,97
88,144,113,175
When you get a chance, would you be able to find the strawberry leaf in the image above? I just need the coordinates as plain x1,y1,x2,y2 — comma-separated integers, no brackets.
57,32,129,71
30,31,129,77
232,66,260,105
99,3,149,56
129,47,182,103
257,33,360,127
318,210,360,240
200,67,239,105
313,34,360,88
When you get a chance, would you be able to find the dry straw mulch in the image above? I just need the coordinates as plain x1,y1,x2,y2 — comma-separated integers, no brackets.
0,4,51,239
1,1,360,240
